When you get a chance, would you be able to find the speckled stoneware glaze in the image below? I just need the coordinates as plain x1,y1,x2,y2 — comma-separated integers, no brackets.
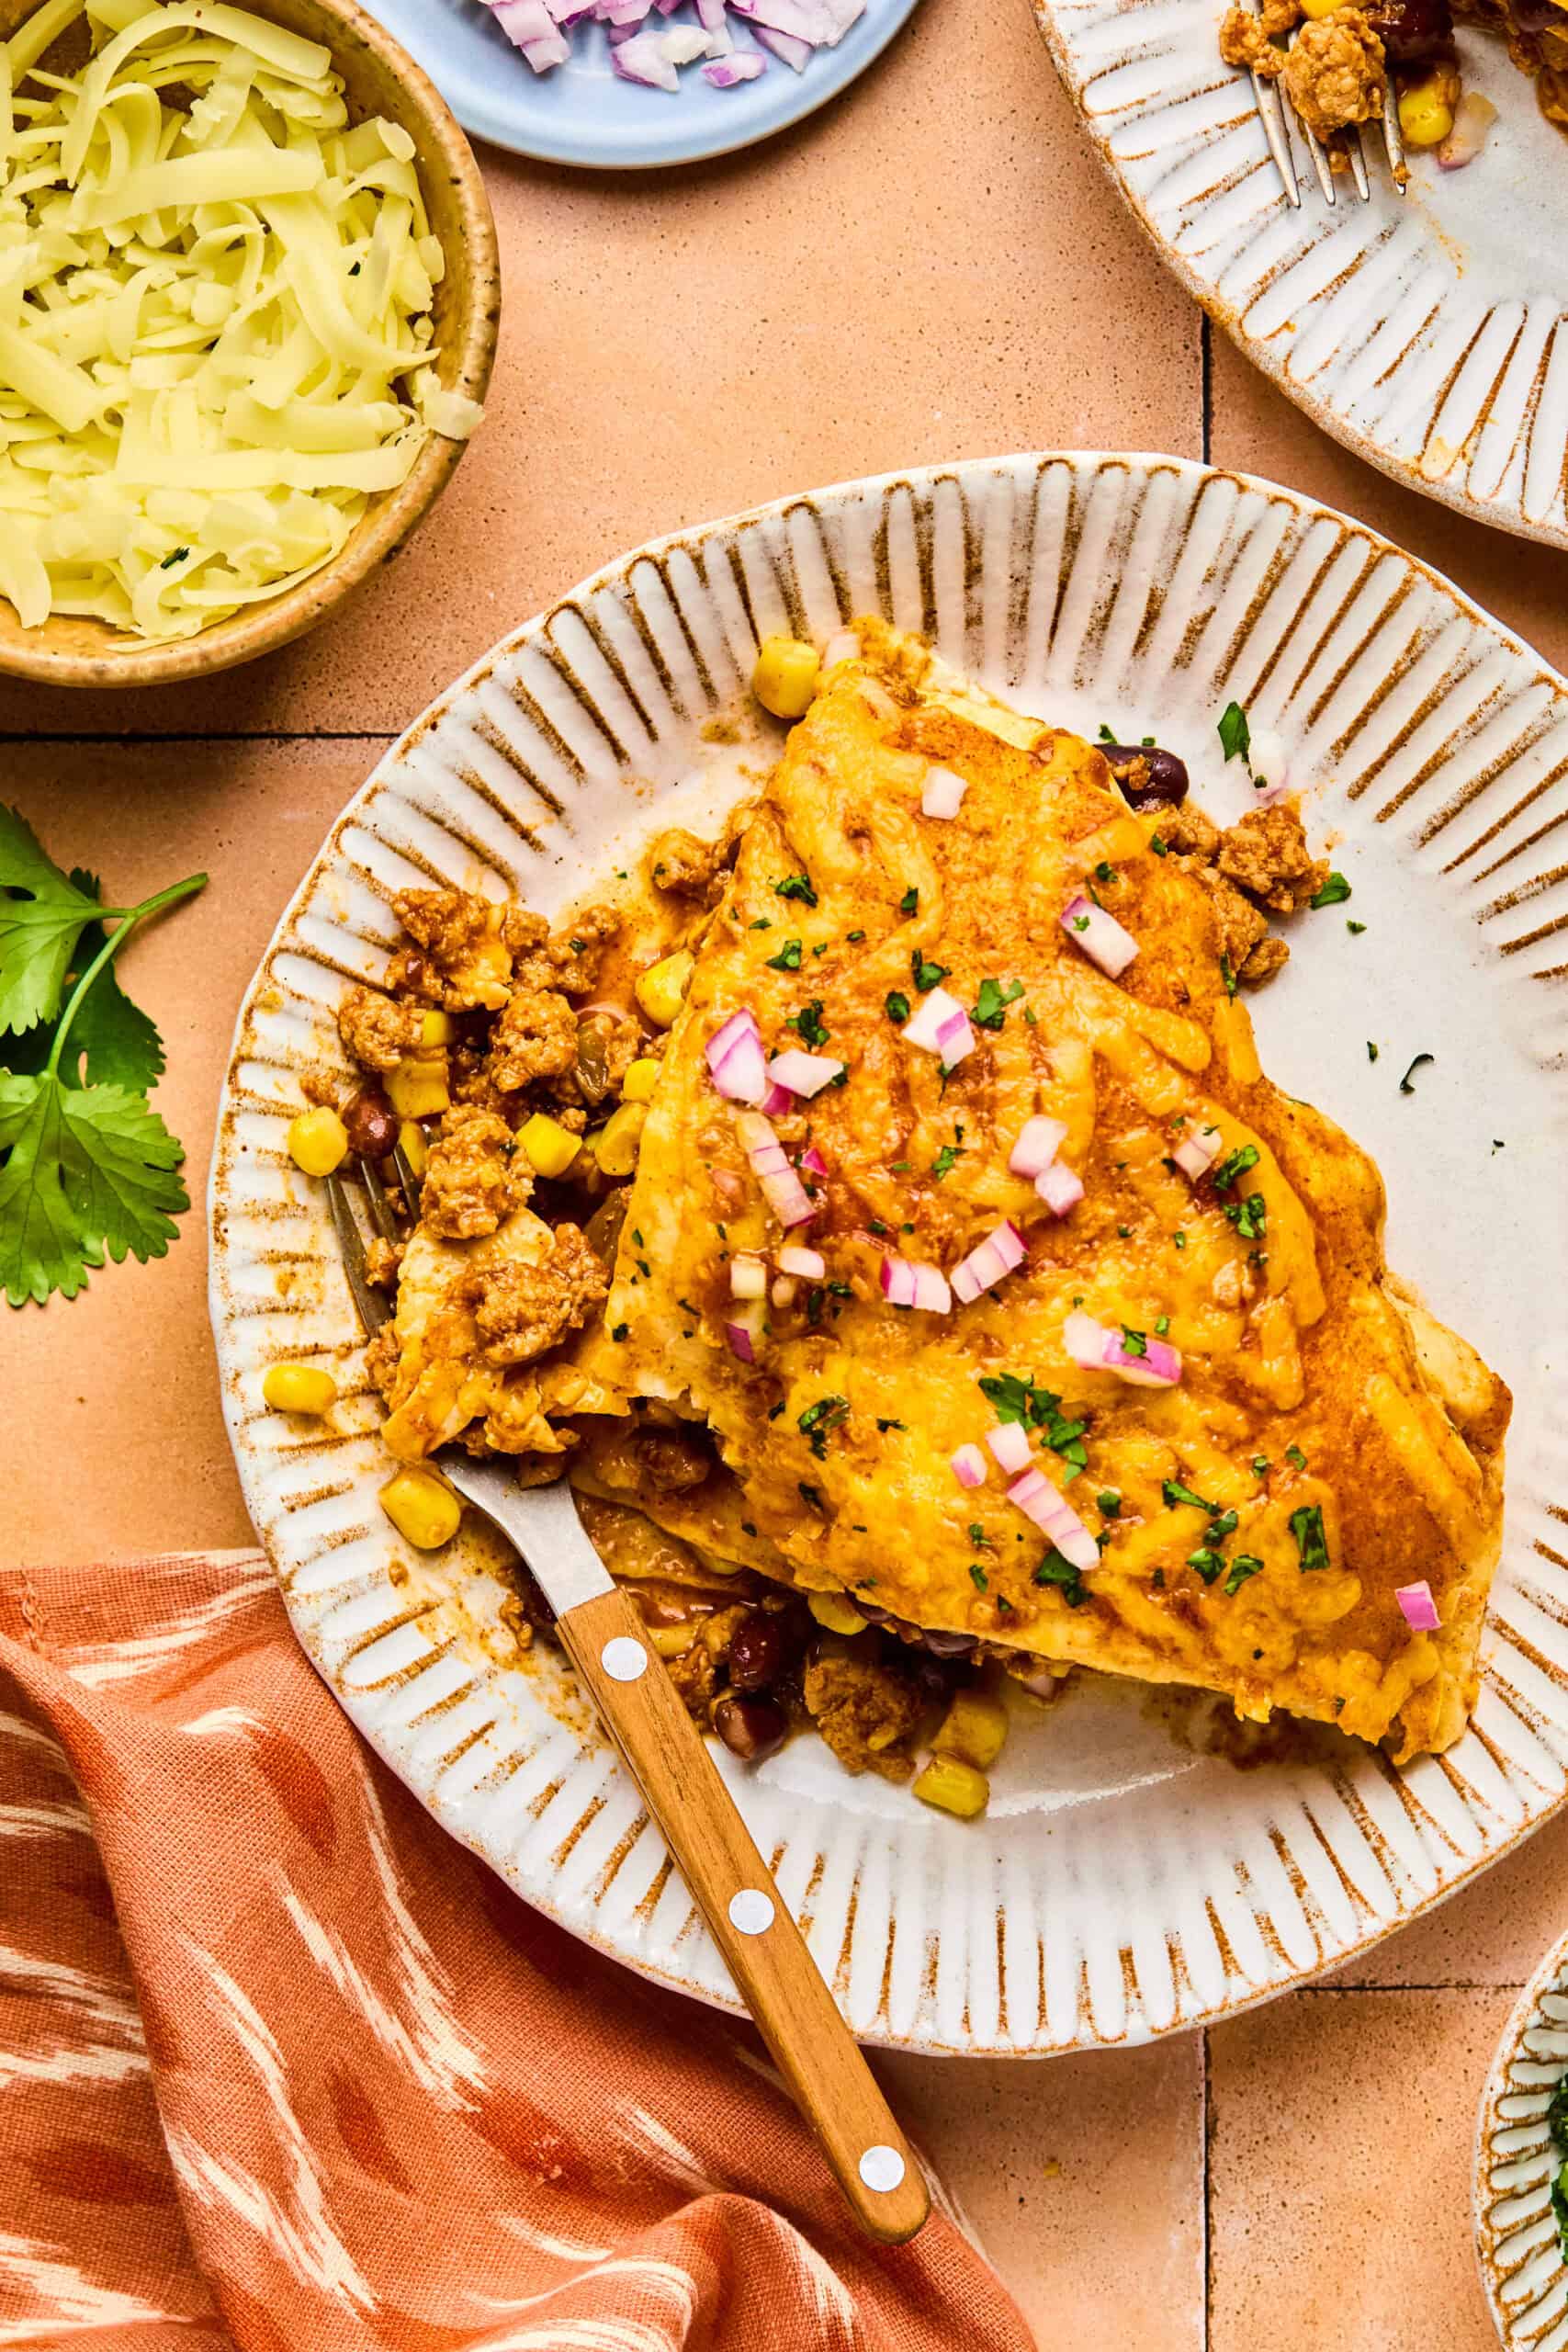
210,452,1568,2056
1032,0,1568,554
1476,1928,1568,2346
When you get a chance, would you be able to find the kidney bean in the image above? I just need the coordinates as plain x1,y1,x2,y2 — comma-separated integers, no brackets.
1366,0,1454,54
342,1089,397,1159
714,1695,787,1763
727,1611,785,1693
1100,743,1190,809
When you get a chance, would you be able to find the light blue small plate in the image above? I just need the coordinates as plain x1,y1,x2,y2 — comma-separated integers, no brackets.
359,0,921,167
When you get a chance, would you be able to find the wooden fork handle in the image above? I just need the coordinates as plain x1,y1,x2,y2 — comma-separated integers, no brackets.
557,1583,930,2245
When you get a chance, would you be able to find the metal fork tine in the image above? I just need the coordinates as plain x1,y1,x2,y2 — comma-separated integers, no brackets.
326,1171,390,1337
1251,66,1302,208
1380,77,1407,187
1345,121,1371,199
1303,125,1338,202
392,1138,423,1217
360,1156,400,1245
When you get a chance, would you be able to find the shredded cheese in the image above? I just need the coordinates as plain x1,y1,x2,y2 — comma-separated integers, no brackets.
0,0,483,640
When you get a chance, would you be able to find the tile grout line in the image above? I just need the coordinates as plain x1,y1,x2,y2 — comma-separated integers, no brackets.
1213,2022,1222,2352
0,729,400,745
1201,315,1213,467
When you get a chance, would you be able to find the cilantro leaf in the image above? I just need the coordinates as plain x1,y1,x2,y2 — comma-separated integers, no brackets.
775,873,818,907
1,887,165,1095
1217,702,1250,765
931,1142,963,1180
1211,1143,1259,1193
0,1071,187,1306
1289,1503,1329,1572
910,950,949,993
766,937,803,972
0,807,105,1037
1310,872,1351,910
1034,1551,1085,1607
972,976,1024,1031
1224,1555,1265,1597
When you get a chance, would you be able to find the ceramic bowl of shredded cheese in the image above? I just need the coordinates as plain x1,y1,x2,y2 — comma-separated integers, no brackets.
0,0,498,684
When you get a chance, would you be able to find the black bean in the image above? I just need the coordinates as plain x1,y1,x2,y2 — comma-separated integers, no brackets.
714,1695,787,1763
1100,743,1190,810
727,1611,785,1693
342,1089,397,1159
1366,0,1454,56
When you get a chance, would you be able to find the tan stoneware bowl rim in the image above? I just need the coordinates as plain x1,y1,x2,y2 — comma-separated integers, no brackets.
0,0,500,689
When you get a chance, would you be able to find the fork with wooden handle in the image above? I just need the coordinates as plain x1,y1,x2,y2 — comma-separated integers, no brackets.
327,1162,930,2245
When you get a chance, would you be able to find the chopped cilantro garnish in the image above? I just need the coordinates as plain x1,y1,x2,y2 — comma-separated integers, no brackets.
968,1521,994,1550
910,950,949,992
798,1481,825,1511
1251,1455,1270,1477
1399,1052,1434,1095
972,976,1024,1031
1289,1503,1329,1572
1120,1325,1147,1358
1097,1489,1122,1519
1224,1554,1265,1596
766,938,803,971
775,873,818,906
847,929,865,942
1347,920,1367,935
931,1142,963,1180
159,546,189,570
1094,861,1117,884
1222,1193,1267,1241
1034,1552,1085,1607
1285,1443,1307,1471
886,989,911,1023
1212,1144,1259,1193
1310,872,1351,910
898,887,919,915
788,1000,829,1048
1163,1479,1218,1512
1217,700,1250,764
611,1323,629,1341
1367,1042,1379,1062
969,1562,988,1591
797,1395,849,1457
1155,1316,1169,1336
1219,952,1236,999
1151,833,1168,857
1097,723,1116,743
1206,1510,1238,1542
1173,1230,1187,1250
1071,914,1090,933
1187,1548,1224,1585
748,917,773,930
876,1416,905,1432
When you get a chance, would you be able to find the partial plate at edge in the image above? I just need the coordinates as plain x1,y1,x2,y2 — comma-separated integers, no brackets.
1477,1928,1568,2347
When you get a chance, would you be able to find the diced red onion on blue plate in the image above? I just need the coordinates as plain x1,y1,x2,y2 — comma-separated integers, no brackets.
703,49,761,76
767,1047,845,1098
949,1218,1026,1306
902,984,976,1070
1007,1468,1100,1573
920,764,967,820
489,0,863,81
706,1008,768,1104
951,1443,987,1490
1064,1308,1181,1389
1172,1125,1223,1182
1060,893,1138,978
777,1244,825,1280
735,1110,816,1227
880,1255,952,1312
1396,1579,1440,1632
1036,1160,1083,1217
985,1420,1032,1475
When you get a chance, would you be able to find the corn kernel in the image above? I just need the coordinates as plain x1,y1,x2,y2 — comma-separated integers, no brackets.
913,1752,990,1819
397,1120,428,1176
287,1105,348,1177
263,1363,338,1416
379,1465,462,1550
1398,80,1454,147
594,1100,647,1179
519,1111,581,1180
386,1057,450,1119
420,1009,456,1046
1298,0,1346,17
649,1623,698,1659
621,1056,661,1102
934,1689,1009,1770
807,1591,868,1636
752,634,821,719
635,950,694,1029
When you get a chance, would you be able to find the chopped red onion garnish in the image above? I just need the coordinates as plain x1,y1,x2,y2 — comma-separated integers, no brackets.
777,1244,825,1280
1395,1579,1440,1632
950,1218,1026,1306
705,1008,768,1105
610,28,679,82
985,1420,1032,1475
951,1443,987,1490
724,1306,761,1363
1007,1468,1100,1573
703,49,761,76
730,1252,767,1300
1009,1114,1068,1180
902,985,976,1070
1438,91,1497,169
920,764,967,820
767,1047,845,1099
799,1144,829,1177
1060,893,1138,979
879,1255,952,1313
1172,1125,1223,1182
750,19,808,62
1036,1160,1083,1217
1064,1308,1181,1389
821,627,860,668
736,1110,815,1229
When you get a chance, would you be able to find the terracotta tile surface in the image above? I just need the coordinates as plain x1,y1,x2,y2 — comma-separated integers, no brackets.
0,0,1200,741
875,2041,1205,2352
1209,1988,1511,2352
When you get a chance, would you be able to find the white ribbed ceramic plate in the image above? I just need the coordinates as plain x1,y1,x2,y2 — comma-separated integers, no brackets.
1032,0,1568,552
210,452,1568,2055
1476,1929,1568,2345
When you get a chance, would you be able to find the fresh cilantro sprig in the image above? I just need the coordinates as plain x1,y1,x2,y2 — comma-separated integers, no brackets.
0,808,205,1307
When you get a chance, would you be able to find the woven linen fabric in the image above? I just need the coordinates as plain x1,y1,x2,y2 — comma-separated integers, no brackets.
0,1550,1033,2352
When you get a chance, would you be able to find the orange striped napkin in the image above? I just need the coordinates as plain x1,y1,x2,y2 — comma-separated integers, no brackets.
0,1551,1032,2351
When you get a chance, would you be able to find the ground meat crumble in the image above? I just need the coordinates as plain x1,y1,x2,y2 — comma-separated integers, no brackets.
420,1105,531,1240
